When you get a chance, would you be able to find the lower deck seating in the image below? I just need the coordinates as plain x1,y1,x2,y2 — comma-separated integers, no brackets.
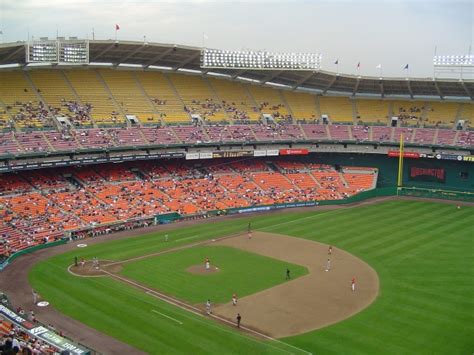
0,159,377,256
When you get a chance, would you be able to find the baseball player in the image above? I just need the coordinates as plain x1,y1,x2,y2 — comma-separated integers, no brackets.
236,313,242,328
32,289,38,305
232,293,237,306
351,277,356,292
206,299,212,315
325,258,331,272
286,268,291,280
328,245,333,255
205,257,210,271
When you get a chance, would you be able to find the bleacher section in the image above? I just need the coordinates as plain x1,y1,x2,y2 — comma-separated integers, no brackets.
64,69,123,125
247,85,290,121
0,69,471,153
283,91,318,121
424,102,459,127
207,78,260,121
99,69,157,123
135,71,190,123
0,123,472,155
355,100,390,124
0,160,377,255
392,100,426,126
0,71,52,129
169,74,227,122
319,96,353,122
27,70,94,127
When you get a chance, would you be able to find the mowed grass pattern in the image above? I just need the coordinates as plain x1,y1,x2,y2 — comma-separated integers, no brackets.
120,246,308,304
29,200,474,354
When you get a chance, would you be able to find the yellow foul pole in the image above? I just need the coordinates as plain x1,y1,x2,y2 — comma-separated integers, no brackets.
397,133,404,187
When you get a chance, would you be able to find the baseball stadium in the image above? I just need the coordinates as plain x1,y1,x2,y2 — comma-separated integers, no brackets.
0,1,473,354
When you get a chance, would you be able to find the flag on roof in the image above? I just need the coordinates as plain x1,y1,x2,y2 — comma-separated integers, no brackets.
334,59,339,65
404,64,409,70
376,64,382,69
115,24,120,31
357,62,360,69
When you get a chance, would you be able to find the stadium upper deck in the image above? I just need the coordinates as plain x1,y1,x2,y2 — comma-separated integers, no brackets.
0,39,473,99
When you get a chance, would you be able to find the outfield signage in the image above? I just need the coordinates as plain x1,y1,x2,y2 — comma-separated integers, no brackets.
409,167,446,183
279,148,309,155
0,153,185,172
387,151,420,158
229,201,318,214
212,150,254,158
462,155,474,162
253,150,267,157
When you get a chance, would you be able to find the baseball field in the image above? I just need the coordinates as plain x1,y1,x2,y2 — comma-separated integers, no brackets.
28,199,474,354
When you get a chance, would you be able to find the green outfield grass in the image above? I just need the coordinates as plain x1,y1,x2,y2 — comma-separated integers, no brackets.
29,200,474,354
120,245,308,304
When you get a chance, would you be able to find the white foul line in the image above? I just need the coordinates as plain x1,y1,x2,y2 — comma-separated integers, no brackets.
151,309,183,325
102,270,311,355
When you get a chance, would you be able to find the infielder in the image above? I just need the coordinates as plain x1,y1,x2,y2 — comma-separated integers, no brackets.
351,277,356,292
205,257,210,271
206,299,212,315
325,258,331,272
232,293,237,306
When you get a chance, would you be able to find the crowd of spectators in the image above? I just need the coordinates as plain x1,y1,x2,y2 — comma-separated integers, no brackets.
0,160,376,257
60,99,93,126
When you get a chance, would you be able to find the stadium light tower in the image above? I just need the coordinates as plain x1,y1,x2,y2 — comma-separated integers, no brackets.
433,54,474,79
201,49,322,70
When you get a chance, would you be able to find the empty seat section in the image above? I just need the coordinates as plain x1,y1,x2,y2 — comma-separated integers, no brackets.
424,102,459,127
436,129,456,145
247,85,290,121
135,72,189,123
208,78,260,121
64,70,123,125
413,128,436,144
355,100,389,124
319,97,353,123
300,124,328,139
351,125,370,141
0,132,23,155
169,74,227,122
283,91,318,120
99,70,156,123
0,71,52,129
28,70,93,127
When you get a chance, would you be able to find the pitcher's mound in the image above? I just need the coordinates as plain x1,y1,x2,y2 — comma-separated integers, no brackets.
186,264,220,275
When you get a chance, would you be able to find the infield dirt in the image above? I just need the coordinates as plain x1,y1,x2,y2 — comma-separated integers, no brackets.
213,232,379,338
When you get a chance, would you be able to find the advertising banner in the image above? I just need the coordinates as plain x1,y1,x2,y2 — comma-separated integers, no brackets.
266,149,279,156
0,305,90,354
279,149,309,155
387,151,420,158
253,150,267,157
212,150,254,158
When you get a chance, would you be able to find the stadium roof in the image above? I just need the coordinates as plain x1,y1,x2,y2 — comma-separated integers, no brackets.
0,39,473,100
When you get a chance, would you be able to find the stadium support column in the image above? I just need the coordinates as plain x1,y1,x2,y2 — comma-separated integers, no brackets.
397,133,404,188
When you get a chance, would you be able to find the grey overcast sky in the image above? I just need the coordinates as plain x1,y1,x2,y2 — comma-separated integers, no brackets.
0,0,472,78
